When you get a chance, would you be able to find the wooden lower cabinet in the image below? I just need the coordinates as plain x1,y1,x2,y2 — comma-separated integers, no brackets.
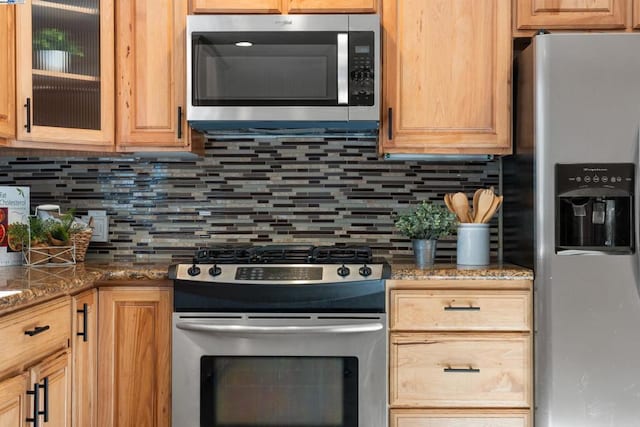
0,373,28,427
391,409,531,427
98,287,172,427
390,334,530,408
388,280,533,426
72,290,97,427
29,349,72,427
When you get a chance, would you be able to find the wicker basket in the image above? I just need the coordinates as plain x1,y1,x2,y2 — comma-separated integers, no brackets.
72,229,93,262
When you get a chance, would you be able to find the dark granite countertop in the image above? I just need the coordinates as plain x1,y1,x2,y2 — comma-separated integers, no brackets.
0,259,533,316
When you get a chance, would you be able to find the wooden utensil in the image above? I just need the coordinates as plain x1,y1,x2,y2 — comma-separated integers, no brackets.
474,189,495,223
451,192,471,223
471,188,483,222
481,195,503,223
444,193,456,215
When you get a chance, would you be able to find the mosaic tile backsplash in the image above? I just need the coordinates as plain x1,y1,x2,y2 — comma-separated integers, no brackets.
1,138,499,262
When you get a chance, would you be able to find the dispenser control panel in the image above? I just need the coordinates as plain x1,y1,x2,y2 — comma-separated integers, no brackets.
556,163,634,194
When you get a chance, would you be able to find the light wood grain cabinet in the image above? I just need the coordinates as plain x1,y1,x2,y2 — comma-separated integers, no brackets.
0,297,70,376
190,0,376,13
13,0,115,151
388,279,532,424
0,373,28,427
0,297,72,427
190,0,284,13
98,287,171,427
115,0,190,152
634,0,640,28
72,290,97,427
286,0,377,13
381,0,512,156
391,409,531,427
29,349,72,427
0,6,16,143
515,0,627,30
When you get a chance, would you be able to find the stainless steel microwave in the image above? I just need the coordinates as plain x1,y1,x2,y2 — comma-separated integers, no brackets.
186,14,380,136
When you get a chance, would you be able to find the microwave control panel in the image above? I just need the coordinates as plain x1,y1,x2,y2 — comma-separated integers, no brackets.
349,32,375,106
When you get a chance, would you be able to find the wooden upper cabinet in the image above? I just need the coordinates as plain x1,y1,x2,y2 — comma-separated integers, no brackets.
190,0,377,13
98,287,171,427
515,0,627,29
381,0,512,155
190,0,284,13
14,0,115,151
0,6,15,142
634,0,640,28
72,290,97,427
116,0,190,152
286,0,377,13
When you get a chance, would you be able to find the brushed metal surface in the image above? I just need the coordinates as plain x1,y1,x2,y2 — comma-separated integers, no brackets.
186,14,380,124
173,263,386,284
172,313,387,427
337,33,349,105
530,33,640,427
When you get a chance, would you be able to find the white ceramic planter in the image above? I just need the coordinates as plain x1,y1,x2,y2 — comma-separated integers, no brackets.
36,50,70,73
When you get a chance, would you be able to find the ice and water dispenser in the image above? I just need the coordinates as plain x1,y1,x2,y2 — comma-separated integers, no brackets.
556,163,634,254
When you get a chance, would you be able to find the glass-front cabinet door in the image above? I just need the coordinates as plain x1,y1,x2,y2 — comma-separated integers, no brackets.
15,0,114,150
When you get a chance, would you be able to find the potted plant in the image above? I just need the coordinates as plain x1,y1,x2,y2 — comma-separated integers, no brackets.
394,201,457,268
33,28,84,73
6,217,50,264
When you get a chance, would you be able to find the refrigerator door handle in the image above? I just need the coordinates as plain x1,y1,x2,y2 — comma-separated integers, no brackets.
634,123,640,298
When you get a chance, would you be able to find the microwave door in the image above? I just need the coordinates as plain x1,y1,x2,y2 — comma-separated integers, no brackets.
189,30,349,122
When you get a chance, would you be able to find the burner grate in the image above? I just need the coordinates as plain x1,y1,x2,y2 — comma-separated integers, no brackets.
311,246,372,264
193,244,374,264
254,245,314,263
194,247,256,264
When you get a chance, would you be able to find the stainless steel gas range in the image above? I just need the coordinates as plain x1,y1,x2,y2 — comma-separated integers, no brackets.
169,245,391,427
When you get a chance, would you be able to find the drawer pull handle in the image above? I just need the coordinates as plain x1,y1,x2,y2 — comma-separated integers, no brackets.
444,366,480,373
444,304,480,311
24,325,50,337
41,377,49,422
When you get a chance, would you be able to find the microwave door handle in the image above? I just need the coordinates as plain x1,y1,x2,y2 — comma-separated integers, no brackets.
175,322,383,334
337,33,349,105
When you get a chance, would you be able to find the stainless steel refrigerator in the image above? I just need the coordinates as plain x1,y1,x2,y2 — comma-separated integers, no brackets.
505,33,640,427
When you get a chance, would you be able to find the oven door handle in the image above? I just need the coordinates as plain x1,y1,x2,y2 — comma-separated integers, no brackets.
175,322,383,334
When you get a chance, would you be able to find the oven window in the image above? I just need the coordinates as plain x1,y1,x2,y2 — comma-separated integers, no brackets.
201,356,358,427
192,32,339,106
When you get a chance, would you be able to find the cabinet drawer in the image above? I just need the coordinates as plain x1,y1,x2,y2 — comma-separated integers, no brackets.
390,334,530,408
0,297,70,375
390,290,530,331
391,409,530,427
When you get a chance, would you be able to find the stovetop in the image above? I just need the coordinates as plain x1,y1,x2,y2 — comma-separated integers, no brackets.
170,245,389,313
169,245,391,285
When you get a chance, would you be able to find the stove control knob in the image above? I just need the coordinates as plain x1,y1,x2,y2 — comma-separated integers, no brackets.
187,264,201,276
359,265,372,277
337,265,350,277
209,265,222,276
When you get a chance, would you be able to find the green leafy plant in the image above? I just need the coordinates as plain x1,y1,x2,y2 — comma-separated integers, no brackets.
33,28,84,57
394,201,457,240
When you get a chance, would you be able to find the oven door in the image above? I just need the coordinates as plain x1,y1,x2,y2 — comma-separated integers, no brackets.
172,313,387,427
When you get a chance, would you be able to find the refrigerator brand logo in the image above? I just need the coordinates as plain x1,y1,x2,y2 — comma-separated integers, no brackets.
584,168,608,172
275,19,293,25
